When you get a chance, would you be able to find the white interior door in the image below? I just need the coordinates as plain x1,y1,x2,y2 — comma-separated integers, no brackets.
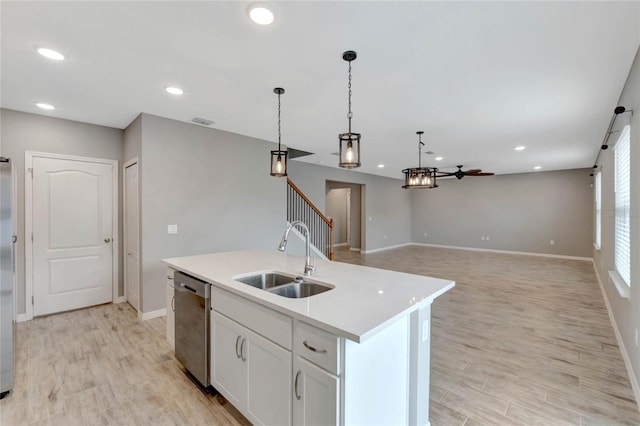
124,161,140,311
345,188,351,247
32,156,114,316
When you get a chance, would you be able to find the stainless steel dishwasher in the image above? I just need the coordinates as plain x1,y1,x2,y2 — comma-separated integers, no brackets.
174,271,211,388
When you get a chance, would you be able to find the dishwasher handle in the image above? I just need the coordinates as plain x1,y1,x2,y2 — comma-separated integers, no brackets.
180,283,197,293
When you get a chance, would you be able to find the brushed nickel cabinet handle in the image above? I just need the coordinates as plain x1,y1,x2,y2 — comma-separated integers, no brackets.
240,338,247,362
235,336,242,358
303,340,327,354
294,370,301,400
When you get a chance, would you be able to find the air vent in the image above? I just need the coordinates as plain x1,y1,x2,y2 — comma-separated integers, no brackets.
191,117,214,126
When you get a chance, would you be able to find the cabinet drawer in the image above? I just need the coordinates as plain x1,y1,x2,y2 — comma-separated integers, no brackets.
211,287,292,350
167,268,175,288
295,321,340,375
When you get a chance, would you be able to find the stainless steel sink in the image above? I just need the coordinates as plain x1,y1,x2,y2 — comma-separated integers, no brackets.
234,272,334,298
234,272,295,289
268,282,333,298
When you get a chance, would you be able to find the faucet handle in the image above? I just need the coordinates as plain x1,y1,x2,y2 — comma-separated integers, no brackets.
304,264,316,276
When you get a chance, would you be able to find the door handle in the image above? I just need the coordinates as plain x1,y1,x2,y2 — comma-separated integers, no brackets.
294,370,301,400
104,238,111,243
235,336,242,358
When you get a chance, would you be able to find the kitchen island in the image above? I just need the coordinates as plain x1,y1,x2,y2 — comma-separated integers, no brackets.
164,250,454,426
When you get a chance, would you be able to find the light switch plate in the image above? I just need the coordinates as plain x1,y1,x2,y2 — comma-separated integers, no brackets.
167,224,178,234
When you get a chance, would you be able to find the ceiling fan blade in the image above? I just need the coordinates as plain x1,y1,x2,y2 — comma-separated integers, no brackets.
464,169,482,174
476,172,495,176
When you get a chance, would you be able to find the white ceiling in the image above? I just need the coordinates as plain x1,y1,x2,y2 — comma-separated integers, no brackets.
2,1,639,179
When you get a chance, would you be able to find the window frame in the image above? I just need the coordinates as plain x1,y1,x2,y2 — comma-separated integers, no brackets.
613,124,631,289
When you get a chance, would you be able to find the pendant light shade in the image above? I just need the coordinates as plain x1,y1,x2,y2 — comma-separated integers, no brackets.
270,87,288,177
402,131,438,189
338,50,361,169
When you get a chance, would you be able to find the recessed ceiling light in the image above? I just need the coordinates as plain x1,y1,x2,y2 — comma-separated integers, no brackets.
533,166,542,170
37,48,64,61
249,6,274,25
377,164,384,168
435,157,443,161
514,146,526,151
35,102,55,110
165,86,184,95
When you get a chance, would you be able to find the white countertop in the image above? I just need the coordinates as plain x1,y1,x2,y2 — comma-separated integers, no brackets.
163,250,454,343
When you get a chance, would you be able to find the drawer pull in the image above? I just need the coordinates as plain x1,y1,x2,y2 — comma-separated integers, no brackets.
167,275,174,280
303,340,327,354
240,338,247,362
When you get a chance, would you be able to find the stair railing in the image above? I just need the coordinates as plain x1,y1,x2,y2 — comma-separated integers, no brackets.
286,179,334,260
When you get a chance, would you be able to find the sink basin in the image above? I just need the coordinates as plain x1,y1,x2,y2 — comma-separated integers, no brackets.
268,282,333,298
234,272,295,289
234,271,334,298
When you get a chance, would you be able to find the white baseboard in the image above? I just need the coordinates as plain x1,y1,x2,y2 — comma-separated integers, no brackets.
139,308,167,321
332,242,348,248
16,313,28,323
114,296,126,304
362,242,412,254
349,247,361,252
412,243,593,261
592,262,640,409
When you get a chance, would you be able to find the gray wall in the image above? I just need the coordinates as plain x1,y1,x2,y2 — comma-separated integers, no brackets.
137,114,285,312
288,161,412,252
593,46,640,395
326,188,349,245
0,109,123,315
411,168,594,258
326,180,363,249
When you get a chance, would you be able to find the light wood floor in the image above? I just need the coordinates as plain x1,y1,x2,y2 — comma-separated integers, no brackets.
334,245,639,425
1,245,638,425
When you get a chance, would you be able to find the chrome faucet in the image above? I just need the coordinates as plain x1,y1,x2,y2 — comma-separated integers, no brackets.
278,221,316,276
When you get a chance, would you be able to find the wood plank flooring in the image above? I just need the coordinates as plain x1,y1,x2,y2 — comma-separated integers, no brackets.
334,245,639,425
1,245,638,425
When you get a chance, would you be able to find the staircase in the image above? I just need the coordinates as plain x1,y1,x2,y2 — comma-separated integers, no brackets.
286,179,334,260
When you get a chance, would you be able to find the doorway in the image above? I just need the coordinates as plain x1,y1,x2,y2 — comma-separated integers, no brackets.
123,159,140,312
325,181,364,251
25,152,118,319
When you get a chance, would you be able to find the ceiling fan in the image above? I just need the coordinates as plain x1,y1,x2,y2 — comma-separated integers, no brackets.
437,165,495,180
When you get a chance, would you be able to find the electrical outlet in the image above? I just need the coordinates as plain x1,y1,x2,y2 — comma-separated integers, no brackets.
550,240,555,245
423,232,427,237
422,319,430,342
481,236,485,241
368,216,372,222
167,224,178,234
383,235,387,240
486,236,490,241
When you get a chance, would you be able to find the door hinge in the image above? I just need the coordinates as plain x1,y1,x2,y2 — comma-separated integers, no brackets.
27,168,33,177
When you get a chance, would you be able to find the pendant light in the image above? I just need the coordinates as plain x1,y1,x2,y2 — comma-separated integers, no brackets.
402,131,438,189
270,87,288,177
338,50,361,168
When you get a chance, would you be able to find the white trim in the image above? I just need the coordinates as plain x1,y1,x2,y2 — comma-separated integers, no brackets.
593,263,640,407
349,247,361,252
333,242,348,248
24,151,119,321
362,242,412,254
16,314,28,323
114,296,126,304
411,243,593,261
122,158,140,312
138,308,166,321
608,270,631,299
593,243,601,251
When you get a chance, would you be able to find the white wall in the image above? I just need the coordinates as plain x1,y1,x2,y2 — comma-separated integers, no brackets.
326,188,349,245
411,168,594,257
0,109,123,315
136,114,285,313
593,46,640,399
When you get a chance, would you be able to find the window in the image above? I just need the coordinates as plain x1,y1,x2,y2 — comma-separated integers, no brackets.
614,125,631,287
594,172,601,249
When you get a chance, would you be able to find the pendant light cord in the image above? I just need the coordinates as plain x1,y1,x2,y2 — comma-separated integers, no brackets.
418,133,424,168
277,92,282,150
347,61,352,133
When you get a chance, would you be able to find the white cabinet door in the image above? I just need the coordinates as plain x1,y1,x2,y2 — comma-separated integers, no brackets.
166,286,175,348
212,312,247,409
246,331,292,426
293,357,340,426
